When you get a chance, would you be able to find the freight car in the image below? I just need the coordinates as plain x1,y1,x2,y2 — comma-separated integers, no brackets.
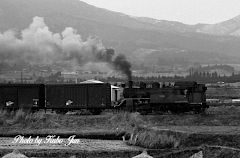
45,83,111,114
0,84,45,111
118,81,208,114
0,83,111,114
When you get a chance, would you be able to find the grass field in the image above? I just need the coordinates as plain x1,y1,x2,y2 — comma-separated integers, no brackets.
1,105,240,128
1,106,240,133
1,106,240,154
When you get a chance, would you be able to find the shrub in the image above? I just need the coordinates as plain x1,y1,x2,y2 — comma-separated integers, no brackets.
127,126,183,149
110,112,185,149
0,109,8,125
13,109,26,123
109,112,147,133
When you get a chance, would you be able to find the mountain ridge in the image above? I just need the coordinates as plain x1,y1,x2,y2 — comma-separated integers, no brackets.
1,0,240,36
196,15,240,36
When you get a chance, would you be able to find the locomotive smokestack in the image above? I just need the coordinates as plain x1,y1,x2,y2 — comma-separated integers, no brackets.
128,81,133,88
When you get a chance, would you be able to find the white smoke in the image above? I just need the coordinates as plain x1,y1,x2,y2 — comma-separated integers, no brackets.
0,16,106,70
82,62,112,73
0,16,132,79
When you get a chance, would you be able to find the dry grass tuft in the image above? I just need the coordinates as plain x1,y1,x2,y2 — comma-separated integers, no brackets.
0,109,60,128
109,112,147,133
110,112,185,149
207,105,240,115
126,126,187,149
0,109,8,125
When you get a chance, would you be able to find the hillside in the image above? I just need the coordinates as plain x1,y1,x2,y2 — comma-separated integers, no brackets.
0,0,240,69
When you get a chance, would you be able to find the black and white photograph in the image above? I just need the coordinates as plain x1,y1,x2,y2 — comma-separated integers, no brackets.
1,0,240,157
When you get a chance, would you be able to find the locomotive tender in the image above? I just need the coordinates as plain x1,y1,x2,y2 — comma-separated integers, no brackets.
0,81,208,114
119,81,208,114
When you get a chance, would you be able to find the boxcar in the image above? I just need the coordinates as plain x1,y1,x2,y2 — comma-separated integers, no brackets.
45,83,111,114
0,84,45,110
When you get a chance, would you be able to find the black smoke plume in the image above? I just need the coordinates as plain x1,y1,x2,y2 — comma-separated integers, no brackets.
93,48,132,80
113,54,132,81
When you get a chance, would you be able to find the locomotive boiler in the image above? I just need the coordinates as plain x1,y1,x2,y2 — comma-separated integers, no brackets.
118,81,208,114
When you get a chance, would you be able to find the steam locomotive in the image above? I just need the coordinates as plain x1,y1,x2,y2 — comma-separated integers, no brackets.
0,81,208,114
118,81,208,114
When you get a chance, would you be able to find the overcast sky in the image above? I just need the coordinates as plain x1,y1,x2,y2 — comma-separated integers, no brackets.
80,0,240,25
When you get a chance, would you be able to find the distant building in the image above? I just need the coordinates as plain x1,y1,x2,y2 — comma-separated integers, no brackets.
61,71,78,83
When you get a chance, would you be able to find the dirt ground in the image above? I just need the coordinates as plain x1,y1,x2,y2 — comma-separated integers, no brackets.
0,137,143,158
0,137,141,151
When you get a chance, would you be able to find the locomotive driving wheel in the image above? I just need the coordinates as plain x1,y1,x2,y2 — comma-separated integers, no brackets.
89,109,102,115
194,107,206,114
169,109,181,114
168,104,185,114
136,109,149,115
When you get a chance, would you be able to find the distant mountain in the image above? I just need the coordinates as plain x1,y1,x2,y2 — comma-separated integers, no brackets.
196,15,240,36
135,15,240,37
0,0,240,68
134,17,204,33
0,0,168,33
